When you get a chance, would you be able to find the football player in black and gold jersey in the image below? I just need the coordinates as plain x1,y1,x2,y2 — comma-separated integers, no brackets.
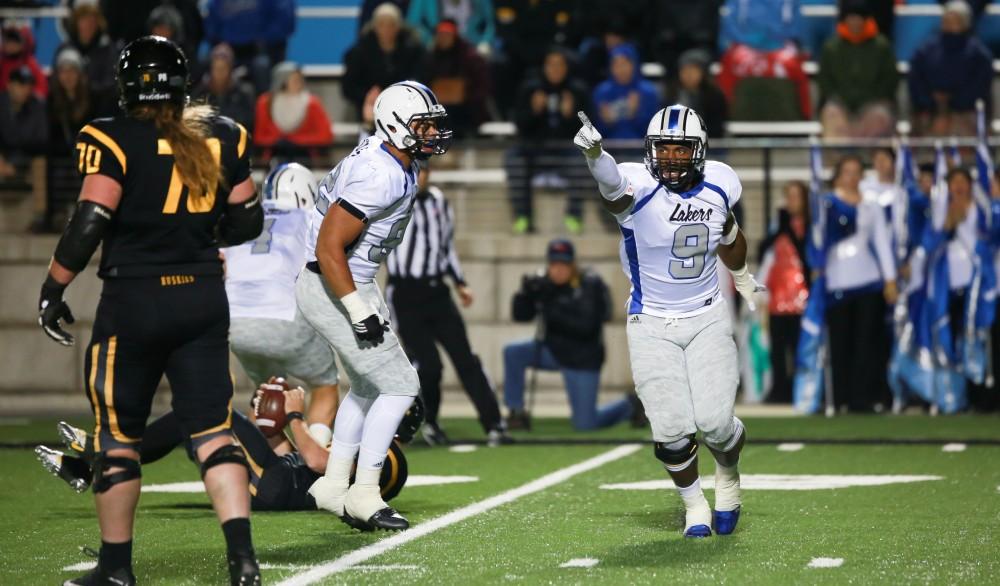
36,36,264,586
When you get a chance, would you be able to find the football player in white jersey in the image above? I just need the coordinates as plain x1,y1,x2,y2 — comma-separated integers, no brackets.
298,81,451,531
575,106,764,538
224,163,341,447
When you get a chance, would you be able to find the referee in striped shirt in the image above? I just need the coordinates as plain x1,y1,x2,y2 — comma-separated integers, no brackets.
386,164,512,446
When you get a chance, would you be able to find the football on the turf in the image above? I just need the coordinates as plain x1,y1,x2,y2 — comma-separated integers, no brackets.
255,378,289,437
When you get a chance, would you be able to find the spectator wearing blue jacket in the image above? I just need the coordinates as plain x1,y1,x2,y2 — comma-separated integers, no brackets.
407,0,494,49
204,0,296,93
909,1,993,137
591,44,659,140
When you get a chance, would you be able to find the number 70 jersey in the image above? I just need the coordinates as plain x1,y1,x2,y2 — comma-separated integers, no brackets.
305,137,418,283
614,160,742,318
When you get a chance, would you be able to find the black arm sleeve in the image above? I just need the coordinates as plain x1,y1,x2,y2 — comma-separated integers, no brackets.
215,192,264,247
52,200,113,273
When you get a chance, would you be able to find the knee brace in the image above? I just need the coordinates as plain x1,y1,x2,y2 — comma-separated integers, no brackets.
91,452,141,494
653,435,698,473
199,444,249,478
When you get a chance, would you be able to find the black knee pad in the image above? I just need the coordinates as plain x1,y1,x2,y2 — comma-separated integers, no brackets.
653,435,698,470
200,444,249,478
92,452,141,494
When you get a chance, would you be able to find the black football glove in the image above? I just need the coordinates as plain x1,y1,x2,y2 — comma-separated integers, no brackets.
38,276,75,346
352,313,389,346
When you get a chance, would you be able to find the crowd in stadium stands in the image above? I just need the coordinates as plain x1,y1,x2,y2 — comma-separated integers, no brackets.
3,1,1000,416
2,0,998,231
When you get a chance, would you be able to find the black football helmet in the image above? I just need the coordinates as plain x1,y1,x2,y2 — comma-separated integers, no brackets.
394,396,425,444
117,35,188,111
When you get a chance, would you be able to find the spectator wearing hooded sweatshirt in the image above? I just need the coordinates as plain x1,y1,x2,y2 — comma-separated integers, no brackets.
421,19,491,138
664,48,728,138
193,44,257,133
343,2,426,119
1,23,47,98
909,0,993,137
254,61,334,164
591,44,659,140
817,1,897,138
407,0,495,49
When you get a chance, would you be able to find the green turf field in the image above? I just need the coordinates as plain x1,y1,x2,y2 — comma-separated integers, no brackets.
1,415,998,585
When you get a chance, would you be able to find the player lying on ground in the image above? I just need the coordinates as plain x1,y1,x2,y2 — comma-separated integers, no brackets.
300,81,451,532
36,385,415,513
575,106,764,538
224,162,342,447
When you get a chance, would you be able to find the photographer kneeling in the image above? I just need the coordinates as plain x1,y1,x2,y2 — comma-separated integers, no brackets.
503,239,636,431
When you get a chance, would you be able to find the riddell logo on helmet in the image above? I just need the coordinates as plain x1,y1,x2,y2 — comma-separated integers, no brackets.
138,93,171,101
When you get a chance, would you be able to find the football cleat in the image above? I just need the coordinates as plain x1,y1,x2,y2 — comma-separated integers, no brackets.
58,421,89,455
35,445,90,493
420,422,450,446
338,512,374,532
683,504,713,539
684,524,712,538
345,473,408,530
365,507,410,531
63,565,136,586
226,552,261,586
487,427,515,447
713,506,741,536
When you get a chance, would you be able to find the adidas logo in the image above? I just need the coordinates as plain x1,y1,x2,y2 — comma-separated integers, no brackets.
629,315,640,324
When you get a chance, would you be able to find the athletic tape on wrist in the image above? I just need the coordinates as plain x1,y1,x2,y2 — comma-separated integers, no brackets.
340,290,372,323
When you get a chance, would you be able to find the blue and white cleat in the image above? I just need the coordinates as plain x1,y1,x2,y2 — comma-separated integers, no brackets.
683,504,714,538
713,506,741,535
684,524,712,538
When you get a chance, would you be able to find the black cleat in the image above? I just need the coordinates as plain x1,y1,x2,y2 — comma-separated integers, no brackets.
63,565,135,586
338,512,374,532
36,445,91,493
227,552,261,586
366,507,409,531
487,427,515,447
420,422,450,446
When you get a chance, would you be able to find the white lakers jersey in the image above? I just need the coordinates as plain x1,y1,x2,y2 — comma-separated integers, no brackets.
306,137,418,282
225,205,309,321
615,160,742,318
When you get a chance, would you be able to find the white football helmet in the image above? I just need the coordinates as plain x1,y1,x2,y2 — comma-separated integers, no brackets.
262,162,316,210
645,105,708,191
373,81,452,159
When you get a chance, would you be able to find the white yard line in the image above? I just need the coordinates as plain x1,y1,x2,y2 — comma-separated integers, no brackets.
276,444,641,586
448,444,477,453
942,443,967,453
777,443,805,452
560,558,599,568
807,557,844,568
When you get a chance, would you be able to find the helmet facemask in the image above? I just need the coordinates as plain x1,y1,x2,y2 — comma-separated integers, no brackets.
392,105,453,160
644,136,706,192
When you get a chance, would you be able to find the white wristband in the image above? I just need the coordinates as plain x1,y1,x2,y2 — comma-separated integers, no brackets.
340,290,373,323
720,220,739,246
